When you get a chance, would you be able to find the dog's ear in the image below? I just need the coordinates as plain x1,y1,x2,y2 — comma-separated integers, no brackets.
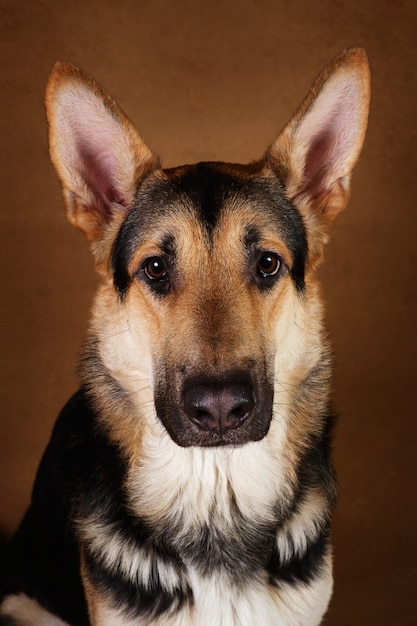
46,63,159,241
265,48,370,263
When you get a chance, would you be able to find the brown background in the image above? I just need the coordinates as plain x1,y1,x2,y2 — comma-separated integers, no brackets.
1,1,416,624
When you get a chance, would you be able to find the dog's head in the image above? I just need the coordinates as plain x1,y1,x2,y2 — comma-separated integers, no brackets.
45,50,370,448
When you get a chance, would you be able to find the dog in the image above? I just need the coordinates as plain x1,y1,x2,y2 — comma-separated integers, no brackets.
0,48,370,625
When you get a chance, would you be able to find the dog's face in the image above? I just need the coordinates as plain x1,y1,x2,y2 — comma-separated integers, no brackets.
110,162,307,446
45,50,370,449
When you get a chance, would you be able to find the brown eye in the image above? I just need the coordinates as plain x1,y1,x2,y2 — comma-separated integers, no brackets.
256,252,281,277
143,257,168,281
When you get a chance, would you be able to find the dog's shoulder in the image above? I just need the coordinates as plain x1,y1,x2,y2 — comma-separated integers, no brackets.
0,390,128,625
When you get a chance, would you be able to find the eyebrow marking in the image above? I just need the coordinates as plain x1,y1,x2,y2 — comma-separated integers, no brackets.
244,226,261,251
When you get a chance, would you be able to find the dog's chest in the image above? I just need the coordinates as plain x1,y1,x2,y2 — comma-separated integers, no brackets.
156,573,304,626
126,425,289,528
78,419,333,625
88,568,332,626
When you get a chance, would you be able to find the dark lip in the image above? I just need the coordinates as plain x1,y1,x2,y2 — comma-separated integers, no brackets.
176,433,247,448
154,366,274,448
158,409,272,448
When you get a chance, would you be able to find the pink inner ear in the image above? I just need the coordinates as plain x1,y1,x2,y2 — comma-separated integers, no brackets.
298,127,336,199
77,139,127,210
293,77,363,201
58,89,134,222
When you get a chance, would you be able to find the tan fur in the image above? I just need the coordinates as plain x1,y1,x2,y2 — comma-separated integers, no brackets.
14,48,370,625
0,595,69,626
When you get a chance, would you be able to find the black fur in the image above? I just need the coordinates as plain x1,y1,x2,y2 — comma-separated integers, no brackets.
83,546,193,620
1,390,134,624
267,524,331,586
112,162,307,300
0,385,334,623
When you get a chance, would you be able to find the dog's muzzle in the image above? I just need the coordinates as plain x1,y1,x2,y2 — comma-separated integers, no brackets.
155,368,273,448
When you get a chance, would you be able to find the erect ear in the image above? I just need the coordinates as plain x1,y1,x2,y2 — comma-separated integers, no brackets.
265,48,370,264
45,63,160,241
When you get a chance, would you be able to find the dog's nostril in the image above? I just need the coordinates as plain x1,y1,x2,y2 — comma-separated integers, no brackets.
182,382,255,434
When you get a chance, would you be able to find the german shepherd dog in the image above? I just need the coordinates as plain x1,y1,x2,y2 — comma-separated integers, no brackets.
0,49,370,625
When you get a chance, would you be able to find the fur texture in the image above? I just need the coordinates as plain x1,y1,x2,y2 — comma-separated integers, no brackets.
0,48,370,625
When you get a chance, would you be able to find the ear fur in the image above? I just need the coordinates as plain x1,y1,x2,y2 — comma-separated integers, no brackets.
265,48,371,265
46,63,160,241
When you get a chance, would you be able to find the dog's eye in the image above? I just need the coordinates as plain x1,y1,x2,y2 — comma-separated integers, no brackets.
256,252,281,278
143,257,168,282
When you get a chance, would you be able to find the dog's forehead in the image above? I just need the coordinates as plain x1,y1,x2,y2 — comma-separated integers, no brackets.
163,161,275,233
112,162,307,296
133,161,306,245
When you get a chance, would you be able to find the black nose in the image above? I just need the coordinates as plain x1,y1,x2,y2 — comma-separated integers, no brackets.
182,380,255,434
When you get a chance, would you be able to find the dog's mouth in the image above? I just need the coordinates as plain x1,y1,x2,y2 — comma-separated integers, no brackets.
154,370,274,447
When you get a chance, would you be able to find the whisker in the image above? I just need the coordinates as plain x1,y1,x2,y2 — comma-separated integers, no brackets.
100,327,131,339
